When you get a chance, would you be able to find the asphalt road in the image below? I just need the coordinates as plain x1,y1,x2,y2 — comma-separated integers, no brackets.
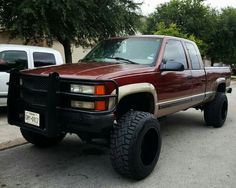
0,83,236,188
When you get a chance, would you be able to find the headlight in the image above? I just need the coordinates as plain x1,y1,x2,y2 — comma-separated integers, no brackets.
70,84,95,94
70,84,105,95
71,100,106,111
71,100,95,109
70,84,107,111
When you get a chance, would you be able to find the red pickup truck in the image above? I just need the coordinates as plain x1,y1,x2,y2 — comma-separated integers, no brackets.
8,35,232,180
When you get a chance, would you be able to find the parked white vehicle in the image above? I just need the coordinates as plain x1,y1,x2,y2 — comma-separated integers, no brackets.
0,44,64,106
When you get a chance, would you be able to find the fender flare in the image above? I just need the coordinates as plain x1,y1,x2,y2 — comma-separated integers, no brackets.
215,77,226,91
111,83,158,117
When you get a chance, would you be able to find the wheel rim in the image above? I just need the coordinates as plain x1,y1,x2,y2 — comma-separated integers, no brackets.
221,101,228,120
140,128,159,166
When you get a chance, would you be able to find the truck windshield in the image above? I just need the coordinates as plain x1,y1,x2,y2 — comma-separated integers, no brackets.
83,38,162,65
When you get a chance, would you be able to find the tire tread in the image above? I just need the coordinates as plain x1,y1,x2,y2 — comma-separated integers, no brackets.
110,111,160,179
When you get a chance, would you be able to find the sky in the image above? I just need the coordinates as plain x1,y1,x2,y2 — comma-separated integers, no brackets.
139,0,236,15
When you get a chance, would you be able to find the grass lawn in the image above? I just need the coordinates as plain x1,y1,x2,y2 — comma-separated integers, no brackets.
231,76,236,81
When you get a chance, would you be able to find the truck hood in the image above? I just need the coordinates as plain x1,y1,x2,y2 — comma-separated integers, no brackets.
23,61,151,79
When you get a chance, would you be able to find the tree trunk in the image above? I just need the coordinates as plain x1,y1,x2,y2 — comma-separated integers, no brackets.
58,37,72,64
211,58,215,67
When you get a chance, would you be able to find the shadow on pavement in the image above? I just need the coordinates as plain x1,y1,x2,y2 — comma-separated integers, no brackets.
0,110,215,187
0,107,7,122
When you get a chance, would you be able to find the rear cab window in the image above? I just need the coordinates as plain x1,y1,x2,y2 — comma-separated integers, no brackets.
33,52,56,67
162,40,188,69
0,50,28,72
185,42,202,70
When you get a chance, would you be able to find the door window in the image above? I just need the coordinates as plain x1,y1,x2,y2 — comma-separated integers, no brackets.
33,52,56,67
0,50,28,72
163,40,187,69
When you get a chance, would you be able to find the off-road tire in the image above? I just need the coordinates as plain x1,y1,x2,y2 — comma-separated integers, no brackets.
20,128,66,147
110,111,162,180
204,92,228,128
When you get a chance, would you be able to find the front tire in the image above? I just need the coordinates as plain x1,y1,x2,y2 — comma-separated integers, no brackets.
110,111,162,180
204,92,228,128
20,128,66,147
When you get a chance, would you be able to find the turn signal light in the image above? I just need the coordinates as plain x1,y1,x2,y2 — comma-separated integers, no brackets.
95,101,106,111
95,85,106,110
95,85,105,95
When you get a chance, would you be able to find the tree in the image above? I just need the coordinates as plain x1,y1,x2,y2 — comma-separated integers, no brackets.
154,22,208,55
209,8,236,65
0,0,140,63
143,0,217,42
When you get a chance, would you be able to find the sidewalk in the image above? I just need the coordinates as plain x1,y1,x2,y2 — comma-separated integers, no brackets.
0,108,27,150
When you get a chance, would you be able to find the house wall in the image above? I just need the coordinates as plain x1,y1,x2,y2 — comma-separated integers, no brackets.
203,58,212,67
0,31,23,44
0,31,90,63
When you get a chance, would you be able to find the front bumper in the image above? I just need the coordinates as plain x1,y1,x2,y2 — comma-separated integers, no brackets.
7,70,118,137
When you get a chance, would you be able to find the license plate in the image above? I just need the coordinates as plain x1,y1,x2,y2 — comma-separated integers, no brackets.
25,110,40,127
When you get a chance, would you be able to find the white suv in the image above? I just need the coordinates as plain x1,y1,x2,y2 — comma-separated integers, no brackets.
0,44,64,106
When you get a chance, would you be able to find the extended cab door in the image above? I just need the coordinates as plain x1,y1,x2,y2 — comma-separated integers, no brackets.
157,39,194,116
185,42,206,105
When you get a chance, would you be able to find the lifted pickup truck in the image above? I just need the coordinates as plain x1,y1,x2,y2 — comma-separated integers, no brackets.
8,35,232,180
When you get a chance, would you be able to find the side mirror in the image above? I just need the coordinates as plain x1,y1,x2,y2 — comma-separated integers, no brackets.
160,61,185,72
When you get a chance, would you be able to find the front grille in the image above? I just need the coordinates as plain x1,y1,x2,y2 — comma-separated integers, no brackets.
22,76,49,90
21,89,47,106
21,76,49,107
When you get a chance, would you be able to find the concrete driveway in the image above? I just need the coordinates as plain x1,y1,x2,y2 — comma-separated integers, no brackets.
0,83,235,188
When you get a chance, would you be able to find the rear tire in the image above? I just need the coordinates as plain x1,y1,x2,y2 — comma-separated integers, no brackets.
20,128,66,147
204,92,228,128
110,111,162,180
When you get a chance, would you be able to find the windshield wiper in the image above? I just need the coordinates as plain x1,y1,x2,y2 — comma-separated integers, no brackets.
81,58,99,63
105,57,139,65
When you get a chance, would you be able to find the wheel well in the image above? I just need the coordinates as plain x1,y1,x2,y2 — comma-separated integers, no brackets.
115,92,155,119
217,83,226,93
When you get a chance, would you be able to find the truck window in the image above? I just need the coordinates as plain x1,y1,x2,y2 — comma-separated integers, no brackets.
163,40,187,69
0,50,28,72
186,43,201,70
33,52,56,67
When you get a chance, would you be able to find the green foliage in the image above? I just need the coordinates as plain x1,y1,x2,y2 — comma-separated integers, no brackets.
0,0,141,63
144,0,216,40
141,0,236,65
209,8,236,64
154,22,207,55
154,22,185,37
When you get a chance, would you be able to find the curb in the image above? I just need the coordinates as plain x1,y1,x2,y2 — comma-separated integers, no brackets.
0,138,27,151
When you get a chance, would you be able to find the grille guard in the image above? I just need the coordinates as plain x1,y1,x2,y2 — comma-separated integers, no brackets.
7,69,119,137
